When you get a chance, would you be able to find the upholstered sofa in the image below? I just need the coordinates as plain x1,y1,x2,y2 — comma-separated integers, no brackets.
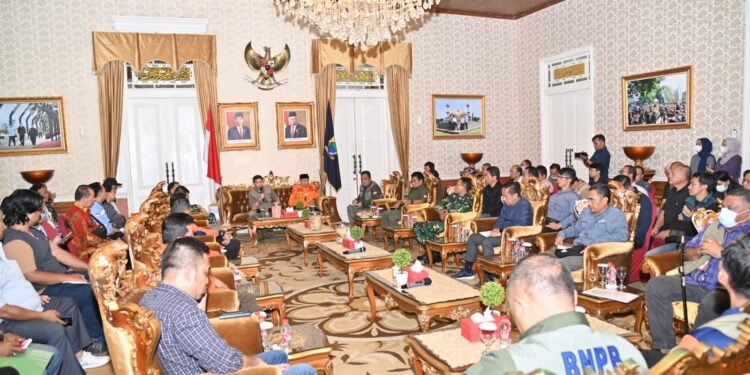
218,182,342,226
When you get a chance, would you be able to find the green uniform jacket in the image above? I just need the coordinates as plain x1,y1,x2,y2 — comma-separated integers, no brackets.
356,182,383,207
467,312,648,374
406,184,429,203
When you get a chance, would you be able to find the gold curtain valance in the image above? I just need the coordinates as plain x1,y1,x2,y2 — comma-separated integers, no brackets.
311,39,412,75
92,31,216,74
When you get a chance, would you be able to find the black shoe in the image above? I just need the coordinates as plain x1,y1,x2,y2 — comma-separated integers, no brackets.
87,340,109,356
417,255,430,264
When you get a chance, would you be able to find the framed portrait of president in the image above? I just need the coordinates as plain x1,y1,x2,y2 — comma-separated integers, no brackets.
276,102,315,149
218,102,260,151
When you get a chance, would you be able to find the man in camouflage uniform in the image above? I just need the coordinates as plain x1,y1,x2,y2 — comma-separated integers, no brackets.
346,171,383,222
414,177,473,263
381,172,430,229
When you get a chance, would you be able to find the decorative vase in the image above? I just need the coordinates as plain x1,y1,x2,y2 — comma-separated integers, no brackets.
310,212,323,231
394,272,408,287
623,146,656,181
460,153,483,174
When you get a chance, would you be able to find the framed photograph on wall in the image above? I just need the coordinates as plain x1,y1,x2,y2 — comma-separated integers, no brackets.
432,94,485,139
218,102,260,151
276,102,315,149
0,97,68,156
622,65,693,131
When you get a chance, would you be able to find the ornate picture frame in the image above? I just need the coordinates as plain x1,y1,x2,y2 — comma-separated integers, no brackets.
218,102,260,151
432,94,486,139
276,102,315,149
0,97,68,156
622,66,693,131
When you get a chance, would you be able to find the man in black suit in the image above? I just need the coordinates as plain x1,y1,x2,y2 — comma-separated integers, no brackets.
227,113,251,140
284,111,307,139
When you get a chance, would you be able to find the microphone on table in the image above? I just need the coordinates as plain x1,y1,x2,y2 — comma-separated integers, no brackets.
401,278,433,289
343,247,366,255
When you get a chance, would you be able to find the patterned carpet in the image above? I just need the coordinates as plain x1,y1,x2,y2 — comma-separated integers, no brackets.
89,229,644,374
251,229,457,374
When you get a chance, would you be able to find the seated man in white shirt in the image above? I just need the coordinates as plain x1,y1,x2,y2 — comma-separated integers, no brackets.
0,209,108,373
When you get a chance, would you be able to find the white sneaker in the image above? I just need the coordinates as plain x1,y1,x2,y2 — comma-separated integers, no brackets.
79,351,110,369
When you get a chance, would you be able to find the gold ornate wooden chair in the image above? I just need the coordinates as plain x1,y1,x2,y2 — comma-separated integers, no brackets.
372,171,403,210
641,208,720,333
473,177,549,255
89,240,281,375
534,181,640,284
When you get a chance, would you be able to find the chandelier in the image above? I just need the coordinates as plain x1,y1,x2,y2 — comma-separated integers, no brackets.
275,0,441,50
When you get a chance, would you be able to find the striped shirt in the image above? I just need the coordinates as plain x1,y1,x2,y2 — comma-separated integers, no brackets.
140,283,243,375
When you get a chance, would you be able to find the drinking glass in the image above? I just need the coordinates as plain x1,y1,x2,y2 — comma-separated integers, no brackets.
259,321,274,351
598,264,608,288
617,266,628,290
479,322,498,356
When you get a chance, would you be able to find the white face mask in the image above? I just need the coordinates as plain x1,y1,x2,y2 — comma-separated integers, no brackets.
716,185,728,193
720,145,729,154
719,207,743,228
694,145,702,153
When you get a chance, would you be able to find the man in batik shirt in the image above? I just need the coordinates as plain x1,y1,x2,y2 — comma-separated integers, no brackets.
414,177,473,263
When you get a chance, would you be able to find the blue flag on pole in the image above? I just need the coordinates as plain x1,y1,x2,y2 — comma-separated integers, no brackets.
323,102,342,190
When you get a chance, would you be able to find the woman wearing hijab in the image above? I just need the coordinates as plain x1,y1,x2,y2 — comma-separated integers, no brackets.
689,138,716,174
714,137,742,180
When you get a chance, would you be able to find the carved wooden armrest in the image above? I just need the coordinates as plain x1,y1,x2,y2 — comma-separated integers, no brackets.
582,242,633,285
206,288,240,315
641,252,681,276
534,232,559,253
473,217,496,232
209,315,264,355
372,198,398,210
210,267,237,290
196,234,217,243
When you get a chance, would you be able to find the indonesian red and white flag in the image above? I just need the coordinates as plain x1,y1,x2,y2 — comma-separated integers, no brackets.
204,107,222,185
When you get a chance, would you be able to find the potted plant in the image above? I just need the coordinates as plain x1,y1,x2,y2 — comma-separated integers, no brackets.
392,248,412,286
343,226,364,249
295,201,305,217
480,282,506,314
302,208,311,228
350,226,364,248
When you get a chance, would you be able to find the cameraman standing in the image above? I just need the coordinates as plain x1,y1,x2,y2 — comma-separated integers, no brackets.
577,134,611,184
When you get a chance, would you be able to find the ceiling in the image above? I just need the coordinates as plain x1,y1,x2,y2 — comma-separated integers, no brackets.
430,0,565,20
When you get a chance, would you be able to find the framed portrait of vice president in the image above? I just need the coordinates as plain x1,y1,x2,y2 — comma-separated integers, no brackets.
276,102,315,149
218,102,260,151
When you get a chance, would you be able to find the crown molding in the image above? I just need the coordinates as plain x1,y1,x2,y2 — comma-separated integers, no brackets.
112,16,208,34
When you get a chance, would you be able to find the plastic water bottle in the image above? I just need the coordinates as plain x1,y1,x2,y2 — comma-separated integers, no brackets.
499,317,512,349
280,319,292,354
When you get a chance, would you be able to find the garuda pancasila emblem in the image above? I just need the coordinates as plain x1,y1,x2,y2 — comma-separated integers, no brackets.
244,42,291,90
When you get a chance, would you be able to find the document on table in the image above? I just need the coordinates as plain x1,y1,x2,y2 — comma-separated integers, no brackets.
480,231,492,237
582,288,638,304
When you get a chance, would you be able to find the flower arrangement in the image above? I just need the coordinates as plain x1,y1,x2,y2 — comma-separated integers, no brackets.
480,282,505,309
295,201,305,210
301,208,311,220
350,226,364,241
392,248,412,269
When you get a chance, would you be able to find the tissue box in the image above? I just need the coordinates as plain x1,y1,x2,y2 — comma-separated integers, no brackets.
407,268,429,283
283,211,298,219
460,315,505,343
343,238,359,250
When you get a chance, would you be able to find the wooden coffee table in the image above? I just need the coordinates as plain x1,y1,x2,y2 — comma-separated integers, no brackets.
268,323,333,374
316,241,393,302
476,254,519,287
578,284,646,335
365,268,481,332
249,217,304,246
352,215,382,239
425,238,467,273
405,316,637,375
383,225,415,251
285,223,338,266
